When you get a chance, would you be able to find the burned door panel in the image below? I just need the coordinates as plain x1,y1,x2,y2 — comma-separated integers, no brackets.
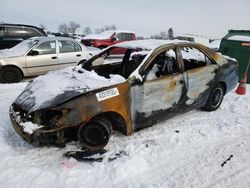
131,74,184,129
130,48,185,129
184,65,218,105
180,46,219,106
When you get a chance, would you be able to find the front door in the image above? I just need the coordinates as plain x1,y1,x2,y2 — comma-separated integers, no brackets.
131,47,185,129
25,40,59,76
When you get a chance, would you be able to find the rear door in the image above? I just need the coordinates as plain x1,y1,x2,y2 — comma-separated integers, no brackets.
25,40,59,76
131,47,185,129
179,45,219,106
58,40,84,69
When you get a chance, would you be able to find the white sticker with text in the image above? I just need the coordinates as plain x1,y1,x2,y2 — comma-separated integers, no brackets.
96,88,119,102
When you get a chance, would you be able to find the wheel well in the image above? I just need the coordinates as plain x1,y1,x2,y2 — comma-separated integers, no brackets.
218,82,227,95
1,65,24,78
91,112,127,135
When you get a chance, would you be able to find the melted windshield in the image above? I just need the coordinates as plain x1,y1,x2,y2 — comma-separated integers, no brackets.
82,47,149,79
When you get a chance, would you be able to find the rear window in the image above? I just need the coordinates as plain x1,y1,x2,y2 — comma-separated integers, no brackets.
115,33,134,40
6,27,23,38
22,28,41,37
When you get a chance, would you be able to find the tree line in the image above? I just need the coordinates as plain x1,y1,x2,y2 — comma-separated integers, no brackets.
39,21,174,39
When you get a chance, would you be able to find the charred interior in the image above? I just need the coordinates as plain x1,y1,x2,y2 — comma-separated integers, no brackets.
82,47,147,79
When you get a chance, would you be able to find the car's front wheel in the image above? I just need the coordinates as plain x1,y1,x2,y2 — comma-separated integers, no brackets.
0,66,23,83
201,84,225,111
78,117,112,150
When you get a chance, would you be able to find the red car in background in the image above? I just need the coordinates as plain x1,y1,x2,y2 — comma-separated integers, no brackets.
81,30,136,54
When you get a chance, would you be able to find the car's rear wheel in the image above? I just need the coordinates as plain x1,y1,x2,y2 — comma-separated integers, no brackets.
0,66,23,83
201,84,225,111
78,117,112,150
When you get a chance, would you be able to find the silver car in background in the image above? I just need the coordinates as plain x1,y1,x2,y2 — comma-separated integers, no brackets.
0,37,100,83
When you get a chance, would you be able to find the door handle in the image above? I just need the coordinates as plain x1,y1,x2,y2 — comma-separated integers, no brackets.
76,54,81,57
51,56,57,59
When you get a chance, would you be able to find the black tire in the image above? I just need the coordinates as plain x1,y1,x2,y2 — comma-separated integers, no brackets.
0,66,23,83
78,117,112,150
201,84,225,111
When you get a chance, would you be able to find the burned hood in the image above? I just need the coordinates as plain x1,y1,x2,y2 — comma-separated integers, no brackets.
15,66,125,113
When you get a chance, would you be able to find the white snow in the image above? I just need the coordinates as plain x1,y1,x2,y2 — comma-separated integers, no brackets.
83,31,115,40
113,39,182,50
208,39,221,50
17,66,125,112
1,82,250,187
0,38,39,58
20,122,44,134
228,35,250,42
83,30,135,40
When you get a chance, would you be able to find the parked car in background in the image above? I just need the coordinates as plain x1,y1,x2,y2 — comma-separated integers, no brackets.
0,23,47,50
9,40,238,150
0,37,100,83
174,35,210,46
81,30,136,54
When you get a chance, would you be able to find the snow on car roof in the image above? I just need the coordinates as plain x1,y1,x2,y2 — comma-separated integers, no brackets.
112,39,186,50
228,35,250,42
83,30,135,40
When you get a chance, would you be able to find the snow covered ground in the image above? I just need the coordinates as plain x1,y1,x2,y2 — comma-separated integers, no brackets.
0,83,250,188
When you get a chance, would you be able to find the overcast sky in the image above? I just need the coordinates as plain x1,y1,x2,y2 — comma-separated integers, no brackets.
1,0,250,39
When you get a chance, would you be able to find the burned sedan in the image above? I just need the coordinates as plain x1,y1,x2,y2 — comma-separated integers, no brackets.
9,40,239,150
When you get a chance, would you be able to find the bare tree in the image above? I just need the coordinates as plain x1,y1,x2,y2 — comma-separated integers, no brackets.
160,31,167,39
137,36,145,40
68,21,80,34
94,24,117,34
39,24,47,30
103,24,116,31
58,23,69,33
151,31,168,39
83,27,92,35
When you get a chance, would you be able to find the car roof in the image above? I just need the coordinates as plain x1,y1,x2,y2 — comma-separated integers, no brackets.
26,36,86,48
28,36,83,43
0,23,42,29
111,39,191,50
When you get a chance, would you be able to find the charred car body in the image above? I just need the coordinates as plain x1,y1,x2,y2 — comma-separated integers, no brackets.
9,40,238,150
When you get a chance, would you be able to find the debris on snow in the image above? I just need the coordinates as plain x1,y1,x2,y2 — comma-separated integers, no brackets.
221,155,234,167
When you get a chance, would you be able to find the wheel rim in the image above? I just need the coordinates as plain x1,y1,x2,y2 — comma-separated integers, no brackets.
80,121,109,147
3,70,17,82
211,88,223,108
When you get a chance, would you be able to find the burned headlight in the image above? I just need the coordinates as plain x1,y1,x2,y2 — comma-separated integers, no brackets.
33,108,71,129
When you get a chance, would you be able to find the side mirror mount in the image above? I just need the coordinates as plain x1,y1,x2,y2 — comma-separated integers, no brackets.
28,50,39,56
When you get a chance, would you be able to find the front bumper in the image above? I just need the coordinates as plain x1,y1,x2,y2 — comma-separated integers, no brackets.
9,105,68,145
